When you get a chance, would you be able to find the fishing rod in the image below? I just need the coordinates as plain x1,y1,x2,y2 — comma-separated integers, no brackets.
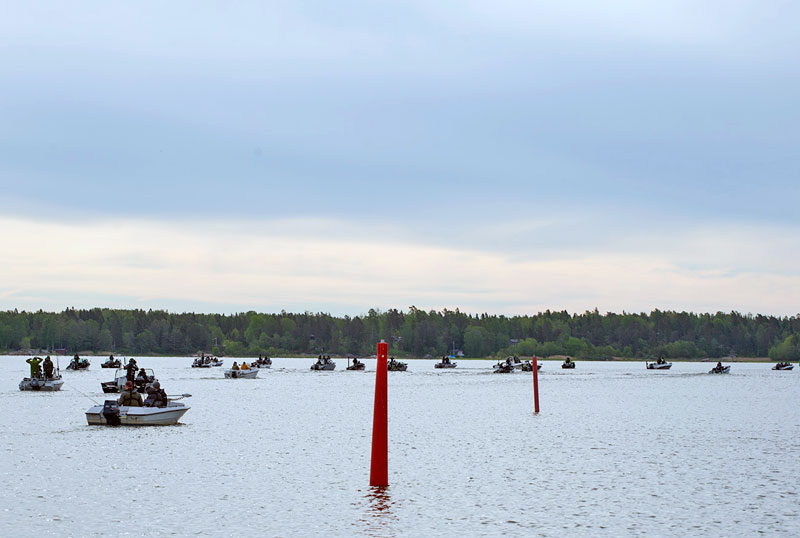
70,386,100,405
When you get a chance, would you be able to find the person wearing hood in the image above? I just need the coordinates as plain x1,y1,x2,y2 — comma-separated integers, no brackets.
118,381,143,407
26,356,43,378
43,356,54,378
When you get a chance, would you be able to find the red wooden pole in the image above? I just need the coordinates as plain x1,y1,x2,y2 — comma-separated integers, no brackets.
532,355,540,414
370,341,389,486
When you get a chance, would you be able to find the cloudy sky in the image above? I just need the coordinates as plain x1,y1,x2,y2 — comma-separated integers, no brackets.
1,1,798,316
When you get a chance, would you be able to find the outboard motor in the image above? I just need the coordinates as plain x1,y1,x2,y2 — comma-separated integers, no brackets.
30,378,42,391
102,400,121,426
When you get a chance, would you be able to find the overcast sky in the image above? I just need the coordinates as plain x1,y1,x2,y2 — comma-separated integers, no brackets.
1,1,798,316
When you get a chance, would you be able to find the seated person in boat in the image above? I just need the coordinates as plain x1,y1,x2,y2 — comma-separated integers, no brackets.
118,381,143,407
241,362,250,370
231,362,239,370
144,381,168,407
26,356,43,378
43,356,54,378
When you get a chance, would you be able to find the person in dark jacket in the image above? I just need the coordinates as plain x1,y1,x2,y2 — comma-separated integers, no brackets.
126,358,138,382
144,381,168,407
43,356,54,378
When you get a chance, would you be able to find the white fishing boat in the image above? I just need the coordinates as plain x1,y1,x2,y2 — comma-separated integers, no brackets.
434,356,457,369
19,375,64,391
224,368,259,378
646,361,672,370
520,361,542,372
86,399,190,426
772,363,794,371
310,358,336,371
101,368,156,393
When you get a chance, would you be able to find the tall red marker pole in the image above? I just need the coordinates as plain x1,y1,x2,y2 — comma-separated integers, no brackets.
370,340,389,486
532,355,540,414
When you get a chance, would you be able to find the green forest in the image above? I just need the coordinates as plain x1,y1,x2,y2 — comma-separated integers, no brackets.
1,307,799,361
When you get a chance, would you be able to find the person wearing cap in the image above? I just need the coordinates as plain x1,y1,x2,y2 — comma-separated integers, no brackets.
144,380,168,408
43,356,54,378
118,381,143,407
126,358,138,382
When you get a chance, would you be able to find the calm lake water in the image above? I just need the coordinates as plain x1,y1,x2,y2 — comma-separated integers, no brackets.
2,356,799,537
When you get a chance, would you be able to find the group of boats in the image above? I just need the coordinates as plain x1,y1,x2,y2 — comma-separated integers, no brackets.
19,356,191,426
492,356,579,373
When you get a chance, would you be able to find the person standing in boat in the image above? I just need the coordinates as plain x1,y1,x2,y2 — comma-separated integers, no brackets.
26,356,43,378
126,358,138,381
43,356,54,378
118,381,143,407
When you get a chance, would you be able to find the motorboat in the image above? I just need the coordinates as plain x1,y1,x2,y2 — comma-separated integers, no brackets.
709,365,731,374
20,375,64,391
101,368,157,394
311,357,336,371
520,361,542,372
224,368,259,378
646,361,672,370
387,359,407,372
346,358,365,371
493,361,514,373
66,356,90,370
561,359,576,369
434,356,457,369
192,356,223,368
86,398,191,426
772,362,794,371
101,357,121,368
253,357,272,369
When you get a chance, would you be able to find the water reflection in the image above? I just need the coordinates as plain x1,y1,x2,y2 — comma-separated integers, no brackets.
358,486,396,537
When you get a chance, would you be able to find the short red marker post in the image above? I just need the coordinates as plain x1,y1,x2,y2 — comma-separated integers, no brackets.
532,355,540,414
370,341,389,486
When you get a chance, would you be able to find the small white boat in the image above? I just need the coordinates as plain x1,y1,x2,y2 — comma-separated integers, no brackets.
86,400,190,426
434,356,457,369
772,363,794,371
310,360,336,371
520,361,542,372
646,361,672,370
224,368,259,378
101,368,156,393
253,359,272,369
709,365,731,374
20,376,64,391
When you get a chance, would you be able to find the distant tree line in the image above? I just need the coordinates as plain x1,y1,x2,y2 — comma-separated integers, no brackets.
1,307,799,360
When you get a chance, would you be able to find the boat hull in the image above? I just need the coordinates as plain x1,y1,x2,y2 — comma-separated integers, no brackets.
709,366,731,374
19,377,64,391
224,369,259,378
772,364,794,370
434,363,456,369
310,363,336,371
85,403,190,426
646,363,672,370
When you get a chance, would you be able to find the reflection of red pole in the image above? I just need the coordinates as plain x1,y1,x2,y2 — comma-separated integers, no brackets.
532,355,540,414
370,341,389,486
